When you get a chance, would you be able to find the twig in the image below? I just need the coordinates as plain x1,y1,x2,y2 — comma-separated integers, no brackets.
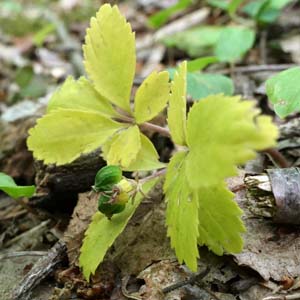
0,251,47,261
134,64,299,85
200,286,222,300
4,219,51,247
11,240,67,300
136,8,210,50
139,45,165,78
259,30,268,64
264,148,290,168
162,266,210,294
42,11,84,76
139,169,166,184
121,275,142,300
262,293,300,300
217,64,298,75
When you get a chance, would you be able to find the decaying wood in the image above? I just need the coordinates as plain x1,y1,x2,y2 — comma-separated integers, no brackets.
12,240,67,300
245,168,300,224
0,118,36,183
34,150,104,195
31,150,105,212
0,114,106,211
267,168,300,224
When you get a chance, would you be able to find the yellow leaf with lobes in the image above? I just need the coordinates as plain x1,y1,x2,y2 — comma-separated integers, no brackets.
27,109,125,165
83,4,136,113
164,151,199,271
105,125,141,169
168,61,187,146
47,76,117,117
134,71,170,124
186,95,278,188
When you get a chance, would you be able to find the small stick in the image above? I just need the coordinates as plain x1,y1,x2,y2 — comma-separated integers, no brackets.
0,251,47,261
259,30,268,64
136,8,210,50
4,219,51,247
263,293,300,300
162,266,210,294
264,148,290,168
216,64,298,75
134,64,299,85
11,240,67,300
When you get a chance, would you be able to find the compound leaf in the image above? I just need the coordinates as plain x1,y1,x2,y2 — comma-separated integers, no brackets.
79,178,159,280
196,183,245,255
186,95,278,188
168,62,187,146
0,172,35,199
83,4,135,113
105,125,141,168
266,67,300,118
27,109,124,165
165,151,199,271
134,71,169,124
47,76,117,117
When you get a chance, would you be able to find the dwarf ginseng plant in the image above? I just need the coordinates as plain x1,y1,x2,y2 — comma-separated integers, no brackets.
27,4,278,280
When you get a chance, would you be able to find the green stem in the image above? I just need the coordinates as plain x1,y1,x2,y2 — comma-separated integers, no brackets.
114,114,289,169
139,122,171,137
139,169,166,184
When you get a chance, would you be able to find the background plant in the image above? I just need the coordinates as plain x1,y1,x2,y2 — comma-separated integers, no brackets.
27,4,278,280
0,172,35,199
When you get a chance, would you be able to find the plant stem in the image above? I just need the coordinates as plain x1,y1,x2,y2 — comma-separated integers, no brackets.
140,122,289,169
264,148,290,168
139,122,171,137
139,169,167,184
114,115,171,138
114,114,289,169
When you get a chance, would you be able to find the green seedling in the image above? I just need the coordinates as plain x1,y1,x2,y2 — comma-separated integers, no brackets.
27,4,278,280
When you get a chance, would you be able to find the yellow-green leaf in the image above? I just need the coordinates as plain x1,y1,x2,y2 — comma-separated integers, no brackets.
105,125,141,168
168,61,187,146
83,4,136,113
47,76,117,117
164,151,199,271
186,95,278,188
103,131,165,171
79,178,159,280
27,109,124,165
196,183,245,255
125,133,165,171
134,71,170,124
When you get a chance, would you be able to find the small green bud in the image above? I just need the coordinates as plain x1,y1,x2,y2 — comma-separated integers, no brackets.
94,165,122,192
98,194,125,219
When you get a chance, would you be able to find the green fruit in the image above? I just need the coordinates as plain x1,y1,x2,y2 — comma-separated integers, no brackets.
98,194,126,219
94,165,122,192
